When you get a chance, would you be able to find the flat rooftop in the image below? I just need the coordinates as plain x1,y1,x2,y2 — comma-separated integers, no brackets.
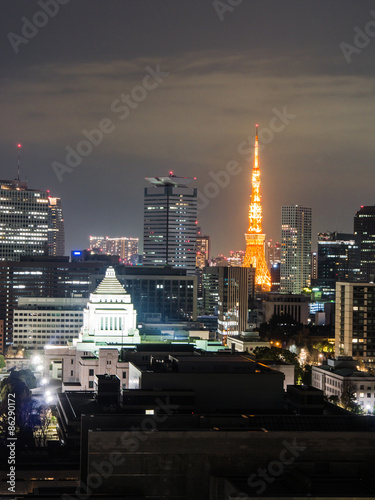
147,354,284,374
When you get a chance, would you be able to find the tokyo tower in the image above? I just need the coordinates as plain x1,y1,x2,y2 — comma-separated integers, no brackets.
243,124,271,291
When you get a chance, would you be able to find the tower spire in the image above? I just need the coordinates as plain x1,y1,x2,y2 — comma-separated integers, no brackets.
243,124,271,291
17,143,21,182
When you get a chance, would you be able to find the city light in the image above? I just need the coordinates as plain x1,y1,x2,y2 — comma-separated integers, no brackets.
32,354,42,366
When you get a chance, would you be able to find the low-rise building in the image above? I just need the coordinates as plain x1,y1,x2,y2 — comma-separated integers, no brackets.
262,293,309,324
129,353,285,412
258,359,295,391
226,331,270,353
312,356,375,412
13,297,86,351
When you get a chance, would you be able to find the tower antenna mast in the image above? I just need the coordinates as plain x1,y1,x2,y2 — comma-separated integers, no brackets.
17,143,21,182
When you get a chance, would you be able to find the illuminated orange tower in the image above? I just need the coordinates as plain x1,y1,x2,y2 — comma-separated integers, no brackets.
243,124,271,291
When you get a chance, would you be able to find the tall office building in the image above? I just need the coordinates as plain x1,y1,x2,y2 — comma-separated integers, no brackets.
143,173,197,275
335,282,375,362
280,205,312,294
311,252,318,281
243,125,271,291
218,266,255,338
196,228,210,270
0,179,48,261
196,227,210,306
202,267,220,315
316,232,360,299
354,205,375,282
48,196,65,256
90,236,139,264
266,240,281,268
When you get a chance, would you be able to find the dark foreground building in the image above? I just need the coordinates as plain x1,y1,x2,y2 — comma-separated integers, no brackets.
2,351,375,499
77,413,375,499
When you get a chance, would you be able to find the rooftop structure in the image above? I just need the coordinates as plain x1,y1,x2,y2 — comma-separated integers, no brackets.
145,172,195,187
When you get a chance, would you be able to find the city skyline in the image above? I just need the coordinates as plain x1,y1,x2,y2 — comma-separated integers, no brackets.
1,1,375,256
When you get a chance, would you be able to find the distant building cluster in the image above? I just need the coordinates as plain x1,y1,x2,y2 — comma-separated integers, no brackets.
89,235,139,264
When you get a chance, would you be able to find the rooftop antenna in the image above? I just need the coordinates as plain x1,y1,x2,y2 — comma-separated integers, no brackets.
17,143,21,181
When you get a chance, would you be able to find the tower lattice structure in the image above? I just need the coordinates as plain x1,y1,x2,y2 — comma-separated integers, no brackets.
243,125,271,291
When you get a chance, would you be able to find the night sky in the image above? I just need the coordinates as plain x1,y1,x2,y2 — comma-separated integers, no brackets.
1,1,375,256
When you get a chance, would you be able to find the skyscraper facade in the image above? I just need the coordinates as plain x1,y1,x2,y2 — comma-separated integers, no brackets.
243,125,271,291
196,227,210,307
335,282,375,362
316,232,360,299
266,240,281,268
48,196,65,256
0,179,48,261
143,174,197,275
354,205,375,282
202,267,220,315
280,205,312,294
218,266,254,338
196,228,210,270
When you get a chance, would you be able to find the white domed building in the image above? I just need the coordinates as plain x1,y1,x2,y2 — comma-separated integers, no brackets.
44,267,141,391
76,266,140,348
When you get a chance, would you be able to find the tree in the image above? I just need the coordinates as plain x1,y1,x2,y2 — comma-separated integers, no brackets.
254,346,305,384
0,355,5,369
17,369,36,389
328,395,339,404
253,346,279,361
259,313,303,345
340,382,362,413
33,406,52,447
0,369,36,443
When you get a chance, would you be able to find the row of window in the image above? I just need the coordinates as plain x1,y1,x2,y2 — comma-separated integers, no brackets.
15,314,81,319
25,340,68,344
14,335,74,339
14,330,79,334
